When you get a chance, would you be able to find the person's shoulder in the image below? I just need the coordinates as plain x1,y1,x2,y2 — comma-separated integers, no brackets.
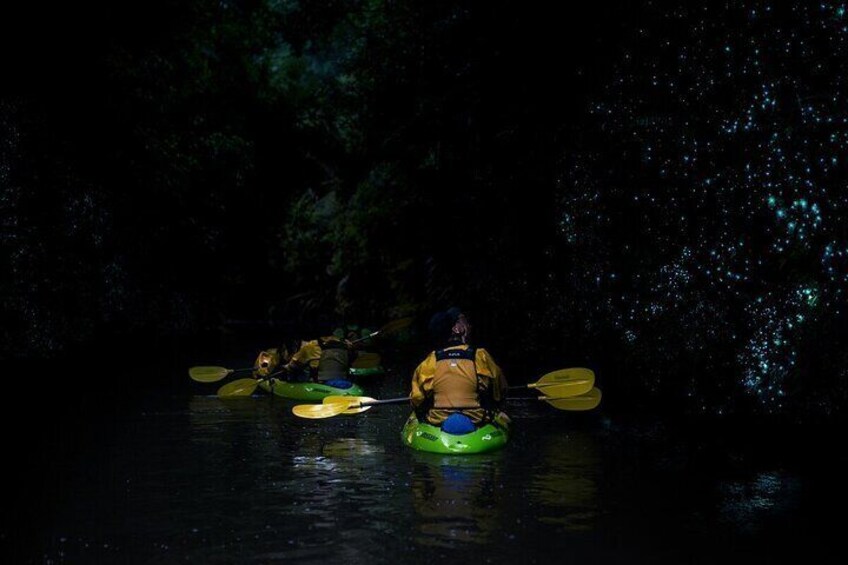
474,347,499,362
418,351,437,364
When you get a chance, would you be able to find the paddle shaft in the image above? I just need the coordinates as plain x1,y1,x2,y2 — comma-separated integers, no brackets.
349,396,409,407
347,392,589,409
349,331,380,346
342,397,495,412
257,368,290,381
229,366,256,374
508,382,563,391
348,317,412,345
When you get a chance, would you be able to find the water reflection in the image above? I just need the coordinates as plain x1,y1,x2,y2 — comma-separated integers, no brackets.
32,391,846,564
188,394,273,425
188,395,288,472
715,470,801,533
405,425,605,548
410,452,506,547
526,431,600,531
184,396,395,562
322,438,385,458
288,437,386,478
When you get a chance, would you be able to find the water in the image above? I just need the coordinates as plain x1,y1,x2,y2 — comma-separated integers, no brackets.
7,375,847,564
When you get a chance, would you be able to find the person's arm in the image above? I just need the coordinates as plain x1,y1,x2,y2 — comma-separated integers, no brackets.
478,349,508,403
282,340,320,372
410,353,436,407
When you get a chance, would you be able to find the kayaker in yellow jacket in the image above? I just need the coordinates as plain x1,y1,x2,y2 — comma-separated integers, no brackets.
410,307,508,434
253,345,290,378
254,328,359,388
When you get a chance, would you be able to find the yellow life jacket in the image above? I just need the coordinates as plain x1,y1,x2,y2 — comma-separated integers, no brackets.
433,347,481,410
426,346,496,425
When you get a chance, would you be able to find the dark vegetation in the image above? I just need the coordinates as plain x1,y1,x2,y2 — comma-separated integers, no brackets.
2,1,845,419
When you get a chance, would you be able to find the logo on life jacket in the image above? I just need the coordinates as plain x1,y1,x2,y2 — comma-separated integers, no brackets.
435,348,476,361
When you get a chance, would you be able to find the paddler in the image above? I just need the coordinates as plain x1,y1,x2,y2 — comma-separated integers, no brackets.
409,307,509,434
253,326,360,389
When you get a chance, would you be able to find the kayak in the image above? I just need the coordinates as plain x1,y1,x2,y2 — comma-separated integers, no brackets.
400,412,510,454
350,350,384,378
349,366,385,378
257,380,364,401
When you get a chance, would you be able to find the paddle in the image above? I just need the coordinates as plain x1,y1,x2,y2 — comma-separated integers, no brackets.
540,387,602,411
217,378,261,397
294,377,603,419
215,365,301,398
349,317,413,345
509,367,594,390
293,396,406,418
292,367,601,419
189,365,254,383
318,382,594,415
508,368,594,396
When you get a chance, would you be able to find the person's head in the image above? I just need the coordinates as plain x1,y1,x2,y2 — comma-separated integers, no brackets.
255,348,282,377
428,306,470,346
333,324,361,342
448,309,471,343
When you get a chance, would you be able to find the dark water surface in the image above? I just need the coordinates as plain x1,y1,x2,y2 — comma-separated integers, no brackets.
6,373,847,564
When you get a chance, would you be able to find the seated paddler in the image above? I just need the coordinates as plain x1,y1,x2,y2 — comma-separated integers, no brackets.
254,327,359,389
409,307,508,435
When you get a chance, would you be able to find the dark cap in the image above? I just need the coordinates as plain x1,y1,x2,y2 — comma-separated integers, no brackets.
444,307,462,325
428,306,463,343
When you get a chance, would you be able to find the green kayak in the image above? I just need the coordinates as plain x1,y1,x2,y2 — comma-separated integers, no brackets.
258,380,364,401
401,412,510,454
349,366,385,378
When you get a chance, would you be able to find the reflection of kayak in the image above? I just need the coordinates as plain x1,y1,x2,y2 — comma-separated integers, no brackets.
257,380,364,401
401,412,510,454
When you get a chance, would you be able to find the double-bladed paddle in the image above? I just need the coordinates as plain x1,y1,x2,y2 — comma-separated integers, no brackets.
292,367,602,419
348,317,414,346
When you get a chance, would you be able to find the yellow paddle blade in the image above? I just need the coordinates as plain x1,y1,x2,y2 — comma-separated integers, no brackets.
379,317,413,335
217,378,259,398
531,379,593,398
189,366,233,383
529,368,595,389
292,402,349,419
542,387,602,411
352,352,381,369
323,395,376,414
350,317,414,345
